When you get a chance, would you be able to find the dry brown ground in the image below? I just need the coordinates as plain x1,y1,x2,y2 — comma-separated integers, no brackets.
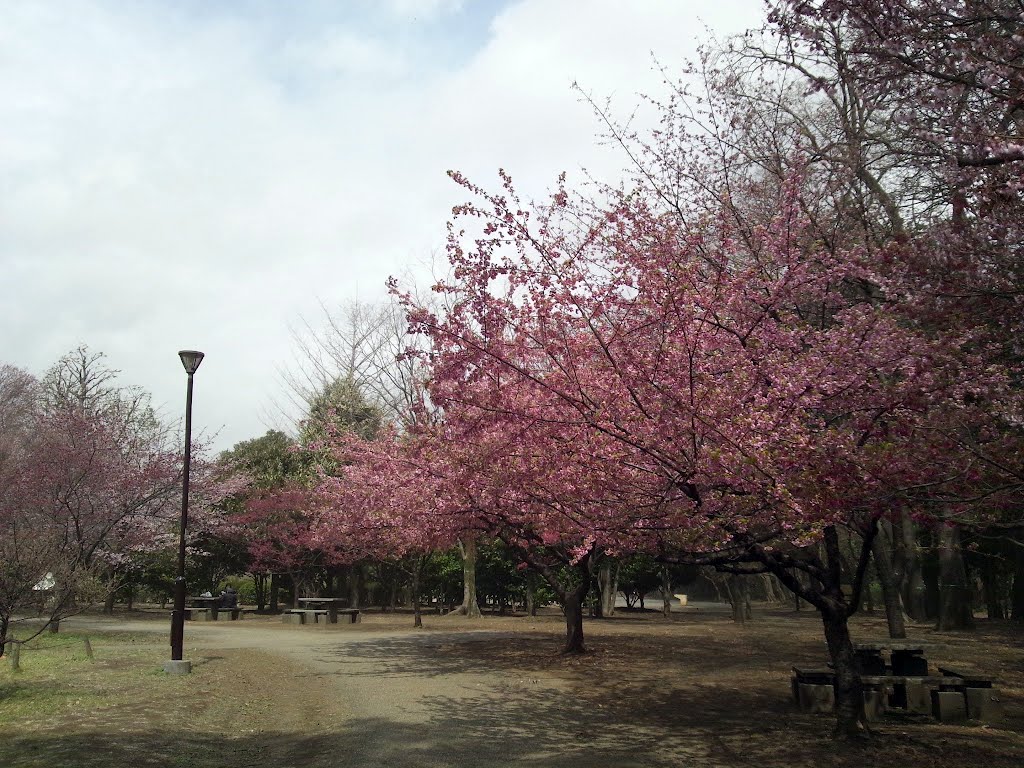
2,605,1022,768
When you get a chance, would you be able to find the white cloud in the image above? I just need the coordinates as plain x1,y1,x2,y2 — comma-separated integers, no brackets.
283,31,411,79
376,0,466,21
0,0,765,452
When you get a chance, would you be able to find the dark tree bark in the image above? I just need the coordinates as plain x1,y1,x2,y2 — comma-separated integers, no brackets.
898,511,929,621
253,572,267,612
821,604,862,738
871,532,906,638
522,546,594,653
759,524,876,737
1011,541,1024,622
727,574,752,623
980,555,1005,619
760,573,780,604
348,564,361,610
269,572,279,612
937,523,974,630
661,567,673,618
561,575,590,653
411,558,424,629
388,576,399,612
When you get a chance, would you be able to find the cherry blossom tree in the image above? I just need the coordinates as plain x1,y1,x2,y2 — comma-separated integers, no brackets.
311,429,464,627
0,397,180,656
754,1,1024,630
391,153,1011,735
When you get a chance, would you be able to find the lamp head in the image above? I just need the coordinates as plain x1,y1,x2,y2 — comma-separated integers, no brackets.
178,350,205,375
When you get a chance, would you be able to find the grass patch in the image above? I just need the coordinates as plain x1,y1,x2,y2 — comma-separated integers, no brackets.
0,628,343,768
1,631,153,724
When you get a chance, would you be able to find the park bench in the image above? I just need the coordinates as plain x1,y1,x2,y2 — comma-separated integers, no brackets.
334,608,361,623
209,606,242,621
793,652,1002,724
791,667,836,713
282,608,361,625
183,606,242,621
791,663,975,721
936,666,1003,723
283,609,329,625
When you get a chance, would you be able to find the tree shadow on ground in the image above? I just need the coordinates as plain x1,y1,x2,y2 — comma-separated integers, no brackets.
288,627,1024,768
4,686,1023,768
9,614,1022,768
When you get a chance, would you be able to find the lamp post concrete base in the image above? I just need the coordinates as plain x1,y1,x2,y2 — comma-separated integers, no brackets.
163,660,192,675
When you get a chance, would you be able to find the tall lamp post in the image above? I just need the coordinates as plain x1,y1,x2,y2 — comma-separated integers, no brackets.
165,350,204,676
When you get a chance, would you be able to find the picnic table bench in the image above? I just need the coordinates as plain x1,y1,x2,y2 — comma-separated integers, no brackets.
282,609,329,625
183,607,242,621
184,597,243,621
936,666,1003,722
282,607,361,625
853,642,928,676
792,651,1002,723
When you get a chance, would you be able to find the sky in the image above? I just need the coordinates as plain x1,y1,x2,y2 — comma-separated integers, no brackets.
1,0,767,453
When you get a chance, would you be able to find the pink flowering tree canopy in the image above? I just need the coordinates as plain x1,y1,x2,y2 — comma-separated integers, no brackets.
392,157,1010,732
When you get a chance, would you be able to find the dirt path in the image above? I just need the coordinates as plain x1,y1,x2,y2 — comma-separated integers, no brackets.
63,612,715,767
58,610,1024,768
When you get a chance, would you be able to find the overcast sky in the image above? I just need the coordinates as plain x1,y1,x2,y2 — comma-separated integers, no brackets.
1,0,766,453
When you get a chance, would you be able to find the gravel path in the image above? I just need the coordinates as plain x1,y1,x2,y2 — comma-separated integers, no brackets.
62,613,702,767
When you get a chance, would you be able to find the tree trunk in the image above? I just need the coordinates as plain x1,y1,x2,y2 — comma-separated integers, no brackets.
0,616,8,658
727,575,752,623
449,538,482,617
937,523,974,630
525,580,536,616
660,567,673,618
597,560,616,617
822,607,864,738
348,564,361,610
411,558,424,629
388,578,398,612
768,523,876,737
760,573,779,604
980,556,1005,620
898,511,928,621
562,577,589,653
254,573,267,612
126,585,134,611
1012,542,1024,622
872,532,906,639
269,573,279,612
103,567,117,614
